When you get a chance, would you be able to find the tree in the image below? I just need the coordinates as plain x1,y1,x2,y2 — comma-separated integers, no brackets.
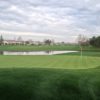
17,36,23,41
44,39,52,45
89,36,100,47
77,34,89,57
89,36,95,46
0,35,4,45
77,34,89,46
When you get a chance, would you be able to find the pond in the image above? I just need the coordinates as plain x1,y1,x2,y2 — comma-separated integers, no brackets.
0,51,78,55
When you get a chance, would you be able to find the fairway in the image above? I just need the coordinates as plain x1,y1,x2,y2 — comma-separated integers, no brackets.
0,45,100,51
0,55,100,69
0,46,100,100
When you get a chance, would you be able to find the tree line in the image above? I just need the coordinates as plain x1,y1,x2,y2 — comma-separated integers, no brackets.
0,34,100,47
89,36,100,47
0,35,55,46
77,35,100,48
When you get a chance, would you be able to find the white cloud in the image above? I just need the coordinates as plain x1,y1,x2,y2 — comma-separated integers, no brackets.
0,30,64,39
0,0,100,42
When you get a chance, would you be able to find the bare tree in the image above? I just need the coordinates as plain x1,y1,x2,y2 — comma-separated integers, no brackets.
17,36,23,41
44,39,52,45
77,34,89,46
77,34,89,57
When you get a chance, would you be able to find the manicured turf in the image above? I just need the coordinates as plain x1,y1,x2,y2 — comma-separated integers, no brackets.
0,45,100,100
0,45,79,51
0,55,100,69
0,45,100,51
60,51,100,57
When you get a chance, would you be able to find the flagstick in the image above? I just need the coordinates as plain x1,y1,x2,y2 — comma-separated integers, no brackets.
79,45,83,67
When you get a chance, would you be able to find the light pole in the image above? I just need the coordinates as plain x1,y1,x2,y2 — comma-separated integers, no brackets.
79,44,83,59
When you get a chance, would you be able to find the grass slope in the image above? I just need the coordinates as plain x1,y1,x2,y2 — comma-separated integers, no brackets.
0,68,100,100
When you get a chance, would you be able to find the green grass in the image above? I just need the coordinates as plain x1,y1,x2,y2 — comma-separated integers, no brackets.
0,45,100,100
60,51,100,57
0,45,79,51
0,45,100,51
0,55,100,69
0,68,100,100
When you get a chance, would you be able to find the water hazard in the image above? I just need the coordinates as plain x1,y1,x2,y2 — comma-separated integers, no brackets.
0,51,78,55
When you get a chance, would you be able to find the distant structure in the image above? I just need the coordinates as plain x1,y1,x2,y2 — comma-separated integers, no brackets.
3,40,42,45
0,34,69,46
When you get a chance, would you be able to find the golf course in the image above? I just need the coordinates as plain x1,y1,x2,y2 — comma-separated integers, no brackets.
1,0,100,99
0,45,100,100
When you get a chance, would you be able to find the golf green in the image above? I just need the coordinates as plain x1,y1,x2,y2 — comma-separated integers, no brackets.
0,55,99,69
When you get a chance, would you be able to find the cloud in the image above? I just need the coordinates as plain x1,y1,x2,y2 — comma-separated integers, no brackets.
0,30,64,39
0,0,100,42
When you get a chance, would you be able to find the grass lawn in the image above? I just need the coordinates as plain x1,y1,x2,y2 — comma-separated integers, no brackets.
0,45,79,51
0,55,100,69
0,68,100,100
0,45,100,100
0,45,100,51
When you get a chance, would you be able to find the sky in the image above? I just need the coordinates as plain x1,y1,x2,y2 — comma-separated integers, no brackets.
0,0,100,42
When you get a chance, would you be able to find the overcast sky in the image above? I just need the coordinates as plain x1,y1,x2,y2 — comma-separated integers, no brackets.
0,0,100,42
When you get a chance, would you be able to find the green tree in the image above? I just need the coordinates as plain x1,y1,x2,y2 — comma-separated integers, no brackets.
89,36,100,47
0,35,4,45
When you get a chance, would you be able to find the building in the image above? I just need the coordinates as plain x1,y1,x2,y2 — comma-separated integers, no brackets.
3,40,25,45
3,40,44,45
